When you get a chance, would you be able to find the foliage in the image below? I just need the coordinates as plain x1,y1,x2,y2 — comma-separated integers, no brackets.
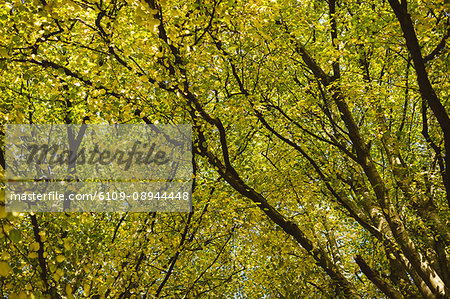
0,0,449,297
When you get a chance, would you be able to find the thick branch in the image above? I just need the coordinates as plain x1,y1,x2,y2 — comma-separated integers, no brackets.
354,255,404,299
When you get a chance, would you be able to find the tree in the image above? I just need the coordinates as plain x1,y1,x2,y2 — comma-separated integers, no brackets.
0,0,449,297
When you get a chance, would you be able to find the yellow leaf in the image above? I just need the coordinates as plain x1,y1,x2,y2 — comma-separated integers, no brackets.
66,284,73,297
139,75,149,82
64,239,71,251
56,268,64,276
30,242,40,251
0,261,10,276
83,284,90,296
28,252,38,259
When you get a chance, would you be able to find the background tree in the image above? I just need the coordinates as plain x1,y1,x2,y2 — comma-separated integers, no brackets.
0,0,449,297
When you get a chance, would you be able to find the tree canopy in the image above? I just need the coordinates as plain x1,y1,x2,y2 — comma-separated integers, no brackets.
0,0,449,297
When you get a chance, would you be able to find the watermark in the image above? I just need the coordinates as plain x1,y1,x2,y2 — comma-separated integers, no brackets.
6,181,192,212
26,141,170,170
5,124,192,212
